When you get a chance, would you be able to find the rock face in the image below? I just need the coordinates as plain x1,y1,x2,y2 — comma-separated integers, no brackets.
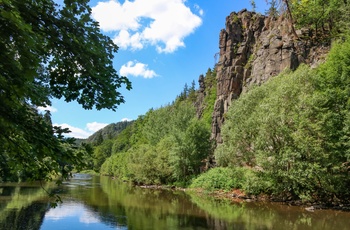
211,9,330,143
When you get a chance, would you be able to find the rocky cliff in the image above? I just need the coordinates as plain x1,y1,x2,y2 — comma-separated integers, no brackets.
211,9,330,143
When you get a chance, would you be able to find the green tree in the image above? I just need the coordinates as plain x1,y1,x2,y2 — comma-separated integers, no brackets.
187,80,197,102
250,0,256,11
276,0,350,38
216,36,350,202
94,132,104,146
266,0,278,18
199,68,217,127
93,139,113,172
267,0,298,37
0,0,131,182
170,118,211,183
111,124,133,153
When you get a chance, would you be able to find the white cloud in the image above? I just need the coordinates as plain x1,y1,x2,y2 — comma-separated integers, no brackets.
91,0,140,31
120,61,158,78
86,122,108,132
54,122,108,139
121,118,132,122
54,123,92,139
37,105,58,113
92,0,202,53
113,30,143,50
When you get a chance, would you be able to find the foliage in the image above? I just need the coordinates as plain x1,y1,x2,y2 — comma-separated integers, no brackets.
128,141,174,184
190,167,245,191
289,0,345,35
215,38,350,202
170,118,212,183
266,0,278,18
92,139,113,172
95,67,218,185
175,81,196,104
190,166,271,194
200,68,217,128
111,124,134,153
250,0,256,12
0,0,130,182
266,0,350,38
100,152,130,180
99,98,212,185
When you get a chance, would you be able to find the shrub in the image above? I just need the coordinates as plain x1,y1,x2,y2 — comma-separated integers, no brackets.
190,167,246,191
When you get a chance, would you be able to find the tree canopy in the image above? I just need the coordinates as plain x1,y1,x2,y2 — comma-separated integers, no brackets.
0,0,131,182
266,0,350,38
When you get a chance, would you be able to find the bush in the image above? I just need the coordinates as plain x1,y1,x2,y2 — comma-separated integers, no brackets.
100,152,130,180
190,167,246,191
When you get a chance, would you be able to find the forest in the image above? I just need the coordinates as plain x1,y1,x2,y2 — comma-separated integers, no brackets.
0,0,349,205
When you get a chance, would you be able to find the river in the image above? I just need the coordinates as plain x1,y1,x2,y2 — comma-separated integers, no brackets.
0,174,349,229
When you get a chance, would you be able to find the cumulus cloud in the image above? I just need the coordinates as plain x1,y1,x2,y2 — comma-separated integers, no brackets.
37,105,58,113
113,30,143,50
120,61,158,78
54,122,108,139
92,0,202,53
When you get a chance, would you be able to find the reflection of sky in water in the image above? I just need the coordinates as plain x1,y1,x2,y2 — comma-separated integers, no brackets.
40,201,127,230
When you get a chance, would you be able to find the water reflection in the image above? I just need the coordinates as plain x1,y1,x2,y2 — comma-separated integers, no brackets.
1,175,350,230
0,183,49,230
41,201,125,229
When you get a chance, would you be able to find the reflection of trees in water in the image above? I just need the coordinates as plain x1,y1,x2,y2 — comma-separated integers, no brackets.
3,176,349,230
0,183,52,230
191,194,350,230
96,176,221,229
0,201,48,230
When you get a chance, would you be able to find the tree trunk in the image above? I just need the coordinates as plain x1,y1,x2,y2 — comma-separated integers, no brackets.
283,0,299,38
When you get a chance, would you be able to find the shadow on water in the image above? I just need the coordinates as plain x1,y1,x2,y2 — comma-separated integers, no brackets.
1,174,350,229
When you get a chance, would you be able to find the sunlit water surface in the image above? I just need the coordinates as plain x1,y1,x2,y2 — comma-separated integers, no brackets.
1,174,350,230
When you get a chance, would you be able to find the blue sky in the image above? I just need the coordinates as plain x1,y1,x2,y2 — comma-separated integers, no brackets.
41,0,268,138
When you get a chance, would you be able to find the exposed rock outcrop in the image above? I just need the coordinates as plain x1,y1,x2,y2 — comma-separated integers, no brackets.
211,9,330,143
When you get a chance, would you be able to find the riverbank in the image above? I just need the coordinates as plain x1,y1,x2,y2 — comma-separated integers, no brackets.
95,172,350,212
136,182,350,212
190,187,350,212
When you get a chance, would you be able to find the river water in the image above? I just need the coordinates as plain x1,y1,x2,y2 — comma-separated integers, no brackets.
0,174,349,230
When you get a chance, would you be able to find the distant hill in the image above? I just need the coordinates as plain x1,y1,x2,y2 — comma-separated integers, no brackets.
76,120,134,145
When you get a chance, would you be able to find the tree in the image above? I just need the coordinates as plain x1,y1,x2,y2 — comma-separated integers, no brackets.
265,0,298,38
0,0,131,182
270,0,350,38
292,0,349,36
250,0,256,12
94,132,104,146
188,80,197,102
266,0,278,18
170,118,212,183
93,140,113,172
